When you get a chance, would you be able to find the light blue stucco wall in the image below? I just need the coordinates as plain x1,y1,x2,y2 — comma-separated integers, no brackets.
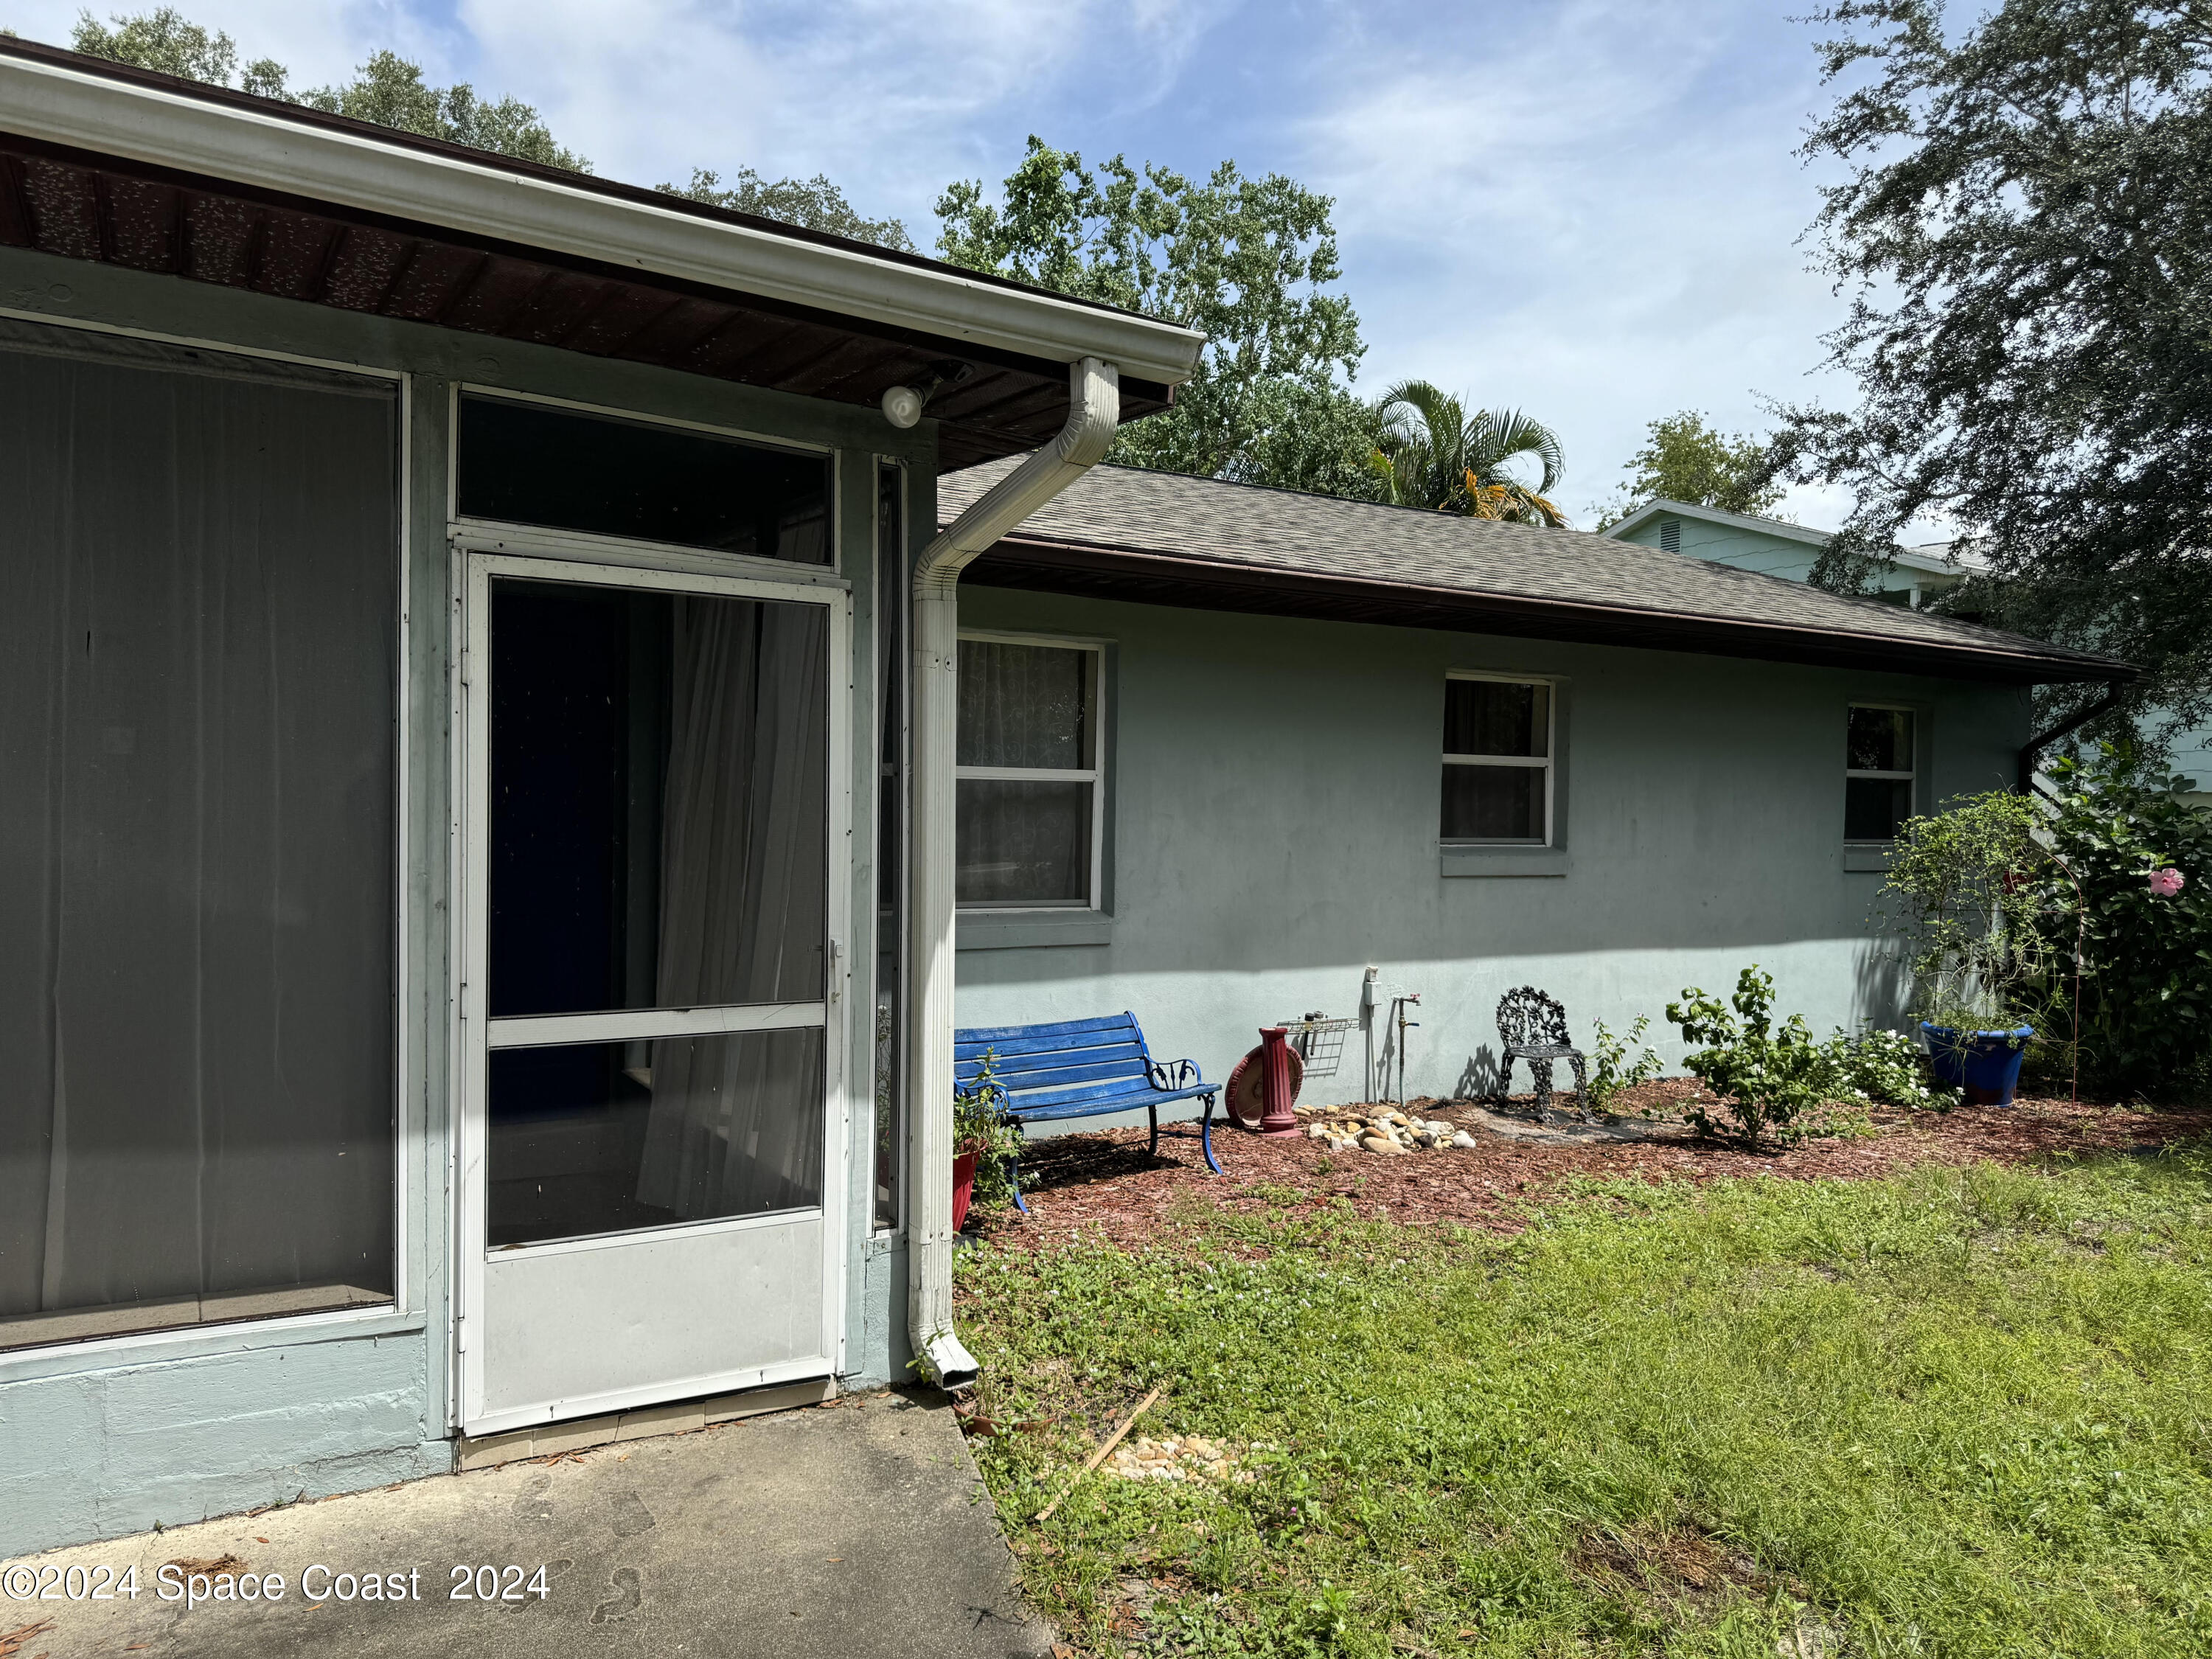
952,586,2031,1112
0,244,919,1554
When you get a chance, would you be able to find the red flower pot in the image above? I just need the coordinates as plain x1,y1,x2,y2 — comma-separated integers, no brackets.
952,1149,978,1234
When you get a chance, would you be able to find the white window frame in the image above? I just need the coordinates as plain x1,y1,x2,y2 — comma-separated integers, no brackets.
448,382,840,578
1442,670,1557,848
956,629,1107,912
1846,701,1919,844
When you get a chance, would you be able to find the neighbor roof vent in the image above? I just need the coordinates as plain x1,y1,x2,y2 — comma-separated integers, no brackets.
1658,517,1681,552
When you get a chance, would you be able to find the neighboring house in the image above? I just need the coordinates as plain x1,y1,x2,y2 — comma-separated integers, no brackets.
1607,498,2211,802
1604,496,1972,607
936,462,2125,1127
0,41,1204,1555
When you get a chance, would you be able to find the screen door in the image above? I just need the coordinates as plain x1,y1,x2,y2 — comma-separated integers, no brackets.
456,552,848,1435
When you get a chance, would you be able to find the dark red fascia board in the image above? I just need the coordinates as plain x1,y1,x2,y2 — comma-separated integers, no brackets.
963,535,2138,687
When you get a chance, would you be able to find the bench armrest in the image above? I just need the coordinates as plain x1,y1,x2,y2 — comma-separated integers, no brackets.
1147,1057,1202,1092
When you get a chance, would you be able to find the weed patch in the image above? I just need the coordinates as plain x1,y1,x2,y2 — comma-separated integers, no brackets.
958,1145,2212,1656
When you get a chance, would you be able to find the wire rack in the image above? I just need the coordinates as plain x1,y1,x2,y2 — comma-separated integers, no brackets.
1281,1015,1352,1079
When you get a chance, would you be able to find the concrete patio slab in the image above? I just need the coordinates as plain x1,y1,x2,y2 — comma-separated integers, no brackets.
0,1388,1054,1659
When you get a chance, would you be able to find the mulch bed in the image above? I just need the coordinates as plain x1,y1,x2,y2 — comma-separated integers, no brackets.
970,1082,2212,1254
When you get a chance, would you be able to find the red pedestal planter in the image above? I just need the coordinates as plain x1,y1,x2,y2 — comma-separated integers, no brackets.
1227,1032,1307,1133
952,1150,978,1234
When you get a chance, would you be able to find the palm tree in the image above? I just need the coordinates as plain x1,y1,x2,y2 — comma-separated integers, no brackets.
1366,381,1570,526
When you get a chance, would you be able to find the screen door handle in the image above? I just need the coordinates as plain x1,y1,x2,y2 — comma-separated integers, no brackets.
828,938,843,1003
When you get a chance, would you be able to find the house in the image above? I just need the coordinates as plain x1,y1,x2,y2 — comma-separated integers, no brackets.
1604,496,1978,608
934,467,2129,1125
1605,498,2209,803
0,39,1204,1555
0,38,2137,1563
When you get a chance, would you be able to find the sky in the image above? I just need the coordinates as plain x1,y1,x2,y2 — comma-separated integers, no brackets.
13,0,1868,526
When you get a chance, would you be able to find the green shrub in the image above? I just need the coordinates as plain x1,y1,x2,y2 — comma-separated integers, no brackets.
1666,970,1953,1143
1879,788,2055,1032
1875,745,2211,1099
1828,1023,1957,1110
1667,966,1835,1145
2031,745,2212,1096
1587,1014,1664,1111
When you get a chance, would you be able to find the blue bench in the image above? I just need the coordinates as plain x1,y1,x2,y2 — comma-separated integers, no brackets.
954,1012,1222,1212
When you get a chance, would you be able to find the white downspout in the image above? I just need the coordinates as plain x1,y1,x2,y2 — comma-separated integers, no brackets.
907,355,1120,1387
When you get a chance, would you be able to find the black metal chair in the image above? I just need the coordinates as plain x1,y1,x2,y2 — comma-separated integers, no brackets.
1495,987,1590,1122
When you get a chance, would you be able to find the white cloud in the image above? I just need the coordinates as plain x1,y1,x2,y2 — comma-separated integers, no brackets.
453,0,1237,226
1283,0,1860,524
13,0,1882,527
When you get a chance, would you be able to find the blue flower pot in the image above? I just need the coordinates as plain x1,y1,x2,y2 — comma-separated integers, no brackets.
1921,1023,2033,1106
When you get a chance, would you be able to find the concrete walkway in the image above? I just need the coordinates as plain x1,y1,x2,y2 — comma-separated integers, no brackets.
0,1389,1054,1658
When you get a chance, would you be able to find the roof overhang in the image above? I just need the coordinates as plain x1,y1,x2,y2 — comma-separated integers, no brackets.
0,41,1206,467
964,532,2135,686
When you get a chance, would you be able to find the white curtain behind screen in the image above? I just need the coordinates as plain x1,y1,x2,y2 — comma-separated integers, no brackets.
635,595,828,1219
0,320,398,1335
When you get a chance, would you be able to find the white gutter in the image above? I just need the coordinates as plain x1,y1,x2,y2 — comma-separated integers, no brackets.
0,55,1206,387
905,356,1120,1388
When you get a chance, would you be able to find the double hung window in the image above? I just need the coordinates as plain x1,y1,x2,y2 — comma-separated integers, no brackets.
1846,706,1916,841
1441,675,1554,844
956,637,1103,908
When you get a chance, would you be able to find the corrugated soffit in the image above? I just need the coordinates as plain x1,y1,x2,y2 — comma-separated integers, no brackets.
0,132,1172,469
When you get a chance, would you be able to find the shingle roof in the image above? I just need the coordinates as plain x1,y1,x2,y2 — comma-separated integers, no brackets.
939,460,2131,685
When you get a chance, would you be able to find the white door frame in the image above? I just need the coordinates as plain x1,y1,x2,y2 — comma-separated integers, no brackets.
453,546,852,1436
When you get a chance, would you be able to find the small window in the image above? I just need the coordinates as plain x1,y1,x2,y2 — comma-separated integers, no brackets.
1442,677,1551,844
456,393,831,563
1846,706,1916,840
956,639,1102,907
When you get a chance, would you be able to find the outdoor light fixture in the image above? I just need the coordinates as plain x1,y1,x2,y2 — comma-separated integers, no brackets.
880,384,925,428
881,360,976,429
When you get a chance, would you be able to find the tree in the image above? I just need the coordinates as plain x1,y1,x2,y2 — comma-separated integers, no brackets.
1594,410,1784,529
936,137,1378,495
72,7,285,95
1771,0,2212,740
294,52,586,171
1368,380,1568,526
72,10,586,170
74,8,920,234
657,168,914,252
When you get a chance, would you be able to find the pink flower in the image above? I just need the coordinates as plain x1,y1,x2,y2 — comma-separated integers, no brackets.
2148,867,2186,898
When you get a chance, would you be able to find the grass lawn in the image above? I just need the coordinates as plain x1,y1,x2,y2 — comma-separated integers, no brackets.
956,1148,2212,1657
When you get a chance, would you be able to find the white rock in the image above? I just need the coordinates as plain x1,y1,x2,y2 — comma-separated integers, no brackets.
1451,1130,1478,1150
